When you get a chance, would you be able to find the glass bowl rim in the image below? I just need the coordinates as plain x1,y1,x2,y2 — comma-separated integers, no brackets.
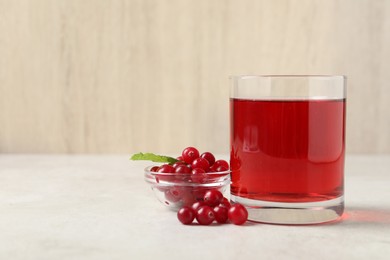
144,165,231,177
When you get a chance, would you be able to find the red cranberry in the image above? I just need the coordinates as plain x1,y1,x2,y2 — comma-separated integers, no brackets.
203,189,223,207
164,189,181,204
177,206,196,225
200,152,216,166
174,165,192,174
228,204,248,225
191,187,208,201
182,147,200,164
215,165,229,172
219,197,231,208
210,160,229,172
191,168,207,183
158,164,175,173
191,157,210,171
213,206,228,224
155,165,175,183
191,201,206,212
172,161,186,168
150,166,159,172
181,192,197,207
196,205,215,225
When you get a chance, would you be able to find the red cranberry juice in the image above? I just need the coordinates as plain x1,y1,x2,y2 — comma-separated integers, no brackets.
230,99,345,202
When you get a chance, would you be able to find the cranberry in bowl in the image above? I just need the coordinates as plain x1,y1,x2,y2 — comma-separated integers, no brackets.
144,165,230,210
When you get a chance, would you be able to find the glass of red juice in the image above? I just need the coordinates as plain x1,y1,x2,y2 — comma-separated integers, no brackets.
230,75,346,224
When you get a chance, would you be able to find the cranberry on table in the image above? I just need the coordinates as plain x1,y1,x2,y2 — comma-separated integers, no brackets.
178,198,246,226
203,189,223,207
219,197,231,209
196,205,215,225
191,201,206,212
228,204,248,225
182,147,200,164
213,206,229,224
177,206,196,225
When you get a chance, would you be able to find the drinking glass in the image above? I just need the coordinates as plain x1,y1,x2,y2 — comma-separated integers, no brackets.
230,75,346,224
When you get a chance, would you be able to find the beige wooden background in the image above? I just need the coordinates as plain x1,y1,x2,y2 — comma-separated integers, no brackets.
0,0,389,154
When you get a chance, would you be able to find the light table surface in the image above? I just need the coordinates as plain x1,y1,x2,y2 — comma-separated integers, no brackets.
0,155,389,259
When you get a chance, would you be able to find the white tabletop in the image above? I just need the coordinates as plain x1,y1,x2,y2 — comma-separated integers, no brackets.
0,154,389,260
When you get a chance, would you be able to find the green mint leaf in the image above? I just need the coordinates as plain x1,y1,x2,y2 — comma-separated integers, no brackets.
130,152,179,164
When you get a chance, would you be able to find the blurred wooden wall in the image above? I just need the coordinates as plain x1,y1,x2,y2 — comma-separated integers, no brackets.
0,0,389,154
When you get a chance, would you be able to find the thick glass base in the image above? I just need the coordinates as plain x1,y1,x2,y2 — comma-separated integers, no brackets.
231,195,344,225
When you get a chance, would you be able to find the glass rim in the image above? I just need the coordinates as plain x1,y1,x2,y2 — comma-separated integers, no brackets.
230,74,346,100
144,165,231,176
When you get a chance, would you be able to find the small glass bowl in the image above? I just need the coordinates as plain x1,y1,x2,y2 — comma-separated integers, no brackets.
144,166,230,210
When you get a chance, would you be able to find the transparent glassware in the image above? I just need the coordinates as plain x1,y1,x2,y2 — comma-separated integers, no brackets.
230,75,346,224
144,166,230,210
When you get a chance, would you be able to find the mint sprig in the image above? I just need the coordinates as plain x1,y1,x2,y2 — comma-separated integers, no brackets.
130,152,179,164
